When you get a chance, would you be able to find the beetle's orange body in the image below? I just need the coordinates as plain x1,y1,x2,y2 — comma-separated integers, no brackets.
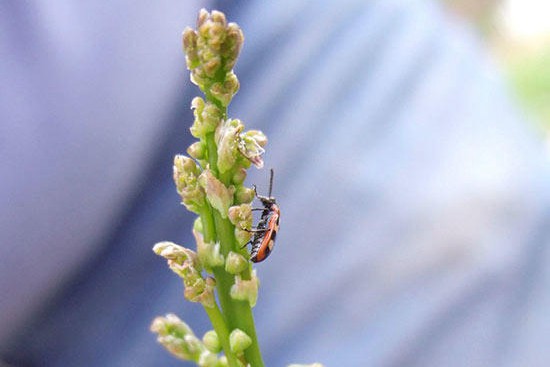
246,169,280,263
250,203,280,262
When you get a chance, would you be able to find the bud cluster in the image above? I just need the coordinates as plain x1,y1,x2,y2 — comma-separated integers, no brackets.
151,314,234,366
183,9,243,106
190,97,223,140
228,204,253,246
173,155,205,214
153,242,217,308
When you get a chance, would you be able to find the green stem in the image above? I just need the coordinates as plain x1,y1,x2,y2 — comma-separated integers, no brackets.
204,304,240,367
205,132,219,177
202,133,265,367
200,206,217,243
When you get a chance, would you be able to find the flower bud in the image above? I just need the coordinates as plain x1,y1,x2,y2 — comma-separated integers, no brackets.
210,73,240,107
228,204,252,245
225,251,249,274
198,351,219,367
244,130,267,148
203,55,222,77
228,204,252,229
234,186,255,205
224,72,240,96
187,141,206,160
190,97,222,138
197,8,209,27
206,24,226,51
190,68,208,87
151,313,193,336
193,217,203,234
230,271,259,307
221,23,244,71
210,10,227,28
234,228,252,248
153,242,216,307
173,155,205,214
153,241,201,278
194,229,225,272
229,329,252,354
151,314,204,361
202,330,221,353
218,355,229,367
238,130,267,169
185,276,216,308
183,334,205,361
199,169,235,219
182,27,199,69
215,119,243,174
232,168,247,185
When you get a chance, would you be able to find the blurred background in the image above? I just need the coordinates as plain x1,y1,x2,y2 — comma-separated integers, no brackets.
446,0,550,130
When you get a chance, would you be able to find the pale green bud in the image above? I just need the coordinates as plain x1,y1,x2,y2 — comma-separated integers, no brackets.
210,73,239,107
197,10,227,50
190,68,209,88
182,334,205,361
238,130,267,169
234,228,252,247
194,229,225,272
193,217,203,234
197,16,212,38
151,314,204,361
198,47,216,66
182,27,199,69
225,251,249,274
150,313,193,336
206,24,226,51
228,204,252,246
197,8,209,28
187,141,206,160
202,102,223,129
210,10,227,28
221,23,244,71
203,56,222,77
218,356,229,367
173,155,205,213
198,169,235,219
185,276,216,308
230,271,259,307
232,168,247,185
243,129,267,148
153,241,201,278
234,186,255,205
202,330,221,353
225,72,240,96
152,242,216,307
191,95,205,114
216,119,244,174
229,329,252,354
198,351,219,367
190,97,222,138
228,204,252,229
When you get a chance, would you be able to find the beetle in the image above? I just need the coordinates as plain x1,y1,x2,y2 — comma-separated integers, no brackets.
244,169,280,263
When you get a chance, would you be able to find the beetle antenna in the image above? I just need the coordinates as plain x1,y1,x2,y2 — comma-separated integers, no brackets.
268,169,274,198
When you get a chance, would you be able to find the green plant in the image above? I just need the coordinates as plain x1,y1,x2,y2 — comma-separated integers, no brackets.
149,9,321,367
507,45,550,128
